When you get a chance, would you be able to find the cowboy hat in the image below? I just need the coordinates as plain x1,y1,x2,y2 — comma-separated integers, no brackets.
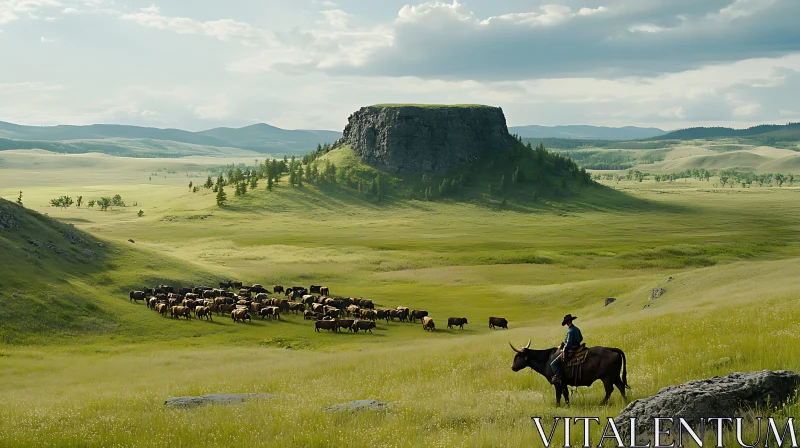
561,314,577,326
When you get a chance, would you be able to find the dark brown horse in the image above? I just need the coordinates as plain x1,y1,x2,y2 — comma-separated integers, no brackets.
510,340,630,406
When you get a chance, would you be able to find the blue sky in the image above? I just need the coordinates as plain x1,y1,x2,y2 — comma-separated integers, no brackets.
1,0,799,131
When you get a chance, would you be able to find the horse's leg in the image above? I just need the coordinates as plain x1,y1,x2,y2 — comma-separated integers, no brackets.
563,385,570,407
554,386,562,407
600,378,613,406
614,376,629,403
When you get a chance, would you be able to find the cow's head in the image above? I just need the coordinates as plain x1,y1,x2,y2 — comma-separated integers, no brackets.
509,340,532,371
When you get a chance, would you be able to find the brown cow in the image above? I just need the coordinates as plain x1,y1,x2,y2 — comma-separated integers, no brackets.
312,303,325,313
250,302,263,314
273,285,284,294
335,319,355,332
320,286,330,296
259,306,280,320
489,317,508,329
218,303,236,315
195,306,213,321
171,306,191,319
315,320,337,332
231,309,251,323
346,305,360,317
360,299,374,309
289,302,305,314
129,290,146,303
155,302,168,316
353,320,376,334
410,310,429,323
254,293,269,302
202,290,216,299
360,309,376,321
148,297,158,309
422,316,435,331
447,317,468,330
238,288,251,298
375,309,390,323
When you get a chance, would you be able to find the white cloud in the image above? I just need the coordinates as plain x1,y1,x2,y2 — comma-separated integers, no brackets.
40,36,55,42
320,9,348,29
0,0,61,24
578,6,607,16
732,103,761,117
0,81,62,93
714,0,778,20
485,5,576,27
120,5,272,43
628,23,666,33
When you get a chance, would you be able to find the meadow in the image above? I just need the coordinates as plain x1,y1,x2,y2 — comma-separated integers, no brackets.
0,149,799,446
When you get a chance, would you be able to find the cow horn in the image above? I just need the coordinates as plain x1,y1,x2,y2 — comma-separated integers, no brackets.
509,342,521,353
524,340,531,349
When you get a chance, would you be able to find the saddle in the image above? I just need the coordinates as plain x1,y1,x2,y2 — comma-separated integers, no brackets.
565,343,588,368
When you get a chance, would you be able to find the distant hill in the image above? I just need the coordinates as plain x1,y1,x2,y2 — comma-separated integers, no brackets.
659,123,800,140
0,121,341,155
509,125,666,140
196,123,341,153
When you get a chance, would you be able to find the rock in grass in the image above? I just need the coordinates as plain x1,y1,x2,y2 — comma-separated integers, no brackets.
614,370,800,443
649,287,666,300
164,393,276,408
324,400,390,412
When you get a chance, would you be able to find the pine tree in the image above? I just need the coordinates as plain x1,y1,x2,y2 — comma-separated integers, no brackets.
267,177,273,191
189,181,193,191
16,191,22,206
297,168,303,187
249,176,258,190
241,181,247,195
216,184,227,206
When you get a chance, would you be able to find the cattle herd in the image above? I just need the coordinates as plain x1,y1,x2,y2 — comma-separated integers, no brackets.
129,282,510,334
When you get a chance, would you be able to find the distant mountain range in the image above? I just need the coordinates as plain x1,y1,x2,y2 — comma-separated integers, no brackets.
0,121,342,154
508,125,667,140
657,122,800,140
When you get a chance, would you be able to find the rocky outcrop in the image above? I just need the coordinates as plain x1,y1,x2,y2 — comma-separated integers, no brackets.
614,370,800,443
341,105,516,173
164,393,276,408
324,400,390,412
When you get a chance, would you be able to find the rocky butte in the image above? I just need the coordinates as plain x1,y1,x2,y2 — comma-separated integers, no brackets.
340,104,517,173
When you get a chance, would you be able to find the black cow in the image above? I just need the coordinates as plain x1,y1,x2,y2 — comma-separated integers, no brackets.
447,317,468,330
510,340,630,406
489,317,508,329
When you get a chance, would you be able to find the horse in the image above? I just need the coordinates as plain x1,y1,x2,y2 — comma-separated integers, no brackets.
510,340,630,406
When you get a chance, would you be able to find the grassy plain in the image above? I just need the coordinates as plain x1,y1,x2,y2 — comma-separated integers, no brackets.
0,150,799,446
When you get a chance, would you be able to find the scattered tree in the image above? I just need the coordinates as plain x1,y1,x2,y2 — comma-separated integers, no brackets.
76,195,83,208
16,191,22,207
216,184,227,207
112,194,125,207
88,200,95,208
137,209,144,217
98,197,112,211
189,181,193,191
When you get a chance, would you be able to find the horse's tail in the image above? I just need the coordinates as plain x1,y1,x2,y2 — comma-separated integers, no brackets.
610,348,631,389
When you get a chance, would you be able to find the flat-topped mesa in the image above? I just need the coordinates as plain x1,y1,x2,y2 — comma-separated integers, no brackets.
341,104,517,173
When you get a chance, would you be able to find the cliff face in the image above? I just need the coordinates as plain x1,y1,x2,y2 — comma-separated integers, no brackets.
341,105,516,173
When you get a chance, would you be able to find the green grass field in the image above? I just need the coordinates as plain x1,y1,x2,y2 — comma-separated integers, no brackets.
1,150,799,446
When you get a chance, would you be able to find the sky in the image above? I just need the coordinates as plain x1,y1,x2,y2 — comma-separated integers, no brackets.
1,0,799,131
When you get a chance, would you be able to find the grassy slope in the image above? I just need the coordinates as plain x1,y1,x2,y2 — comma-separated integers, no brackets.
1,153,800,445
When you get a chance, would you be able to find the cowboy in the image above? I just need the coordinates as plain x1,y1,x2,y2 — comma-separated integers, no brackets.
550,314,582,384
